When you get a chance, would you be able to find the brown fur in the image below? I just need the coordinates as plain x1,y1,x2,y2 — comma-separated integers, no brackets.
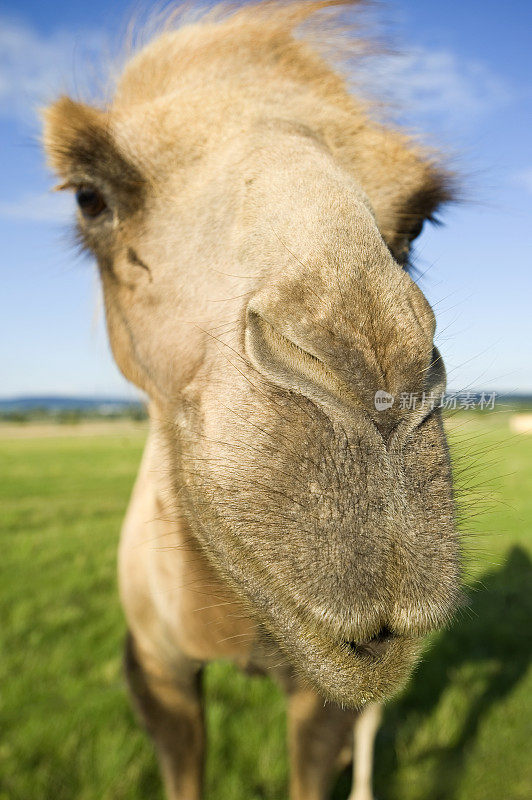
43,3,459,798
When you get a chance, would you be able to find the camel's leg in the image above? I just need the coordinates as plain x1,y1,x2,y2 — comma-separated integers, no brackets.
347,703,382,800
287,687,355,800
124,633,204,800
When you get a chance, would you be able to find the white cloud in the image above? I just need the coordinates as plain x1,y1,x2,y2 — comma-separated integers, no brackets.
0,190,74,223
0,16,107,124
355,47,513,134
514,168,532,195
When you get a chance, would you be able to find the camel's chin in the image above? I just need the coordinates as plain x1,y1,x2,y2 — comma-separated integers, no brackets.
285,629,423,708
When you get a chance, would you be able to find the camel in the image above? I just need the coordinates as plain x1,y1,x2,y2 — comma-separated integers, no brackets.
43,2,460,798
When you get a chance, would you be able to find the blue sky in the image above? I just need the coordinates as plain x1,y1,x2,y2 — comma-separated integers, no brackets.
0,0,531,398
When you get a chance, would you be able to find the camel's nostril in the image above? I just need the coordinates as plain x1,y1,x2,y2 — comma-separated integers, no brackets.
244,306,363,416
345,625,396,658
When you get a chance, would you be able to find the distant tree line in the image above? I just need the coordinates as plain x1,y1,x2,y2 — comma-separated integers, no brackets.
0,404,148,424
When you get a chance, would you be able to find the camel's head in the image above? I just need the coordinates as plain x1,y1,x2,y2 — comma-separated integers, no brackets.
43,2,460,707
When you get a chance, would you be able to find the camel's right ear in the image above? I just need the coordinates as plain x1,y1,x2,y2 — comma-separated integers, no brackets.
43,97,144,202
43,96,111,180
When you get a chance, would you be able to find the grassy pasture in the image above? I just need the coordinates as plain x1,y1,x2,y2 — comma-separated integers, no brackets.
0,415,530,800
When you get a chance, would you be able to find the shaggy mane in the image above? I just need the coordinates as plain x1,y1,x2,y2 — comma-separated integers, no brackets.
114,0,373,109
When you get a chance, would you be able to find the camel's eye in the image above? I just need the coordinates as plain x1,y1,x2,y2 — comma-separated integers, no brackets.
75,186,107,219
408,219,425,243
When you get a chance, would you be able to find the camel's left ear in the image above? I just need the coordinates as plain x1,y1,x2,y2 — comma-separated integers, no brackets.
387,164,456,265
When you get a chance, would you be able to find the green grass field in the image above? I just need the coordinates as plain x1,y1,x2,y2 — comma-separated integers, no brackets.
1,415,531,800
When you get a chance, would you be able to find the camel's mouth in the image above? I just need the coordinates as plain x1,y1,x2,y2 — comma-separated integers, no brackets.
344,625,398,660
280,619,422,707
